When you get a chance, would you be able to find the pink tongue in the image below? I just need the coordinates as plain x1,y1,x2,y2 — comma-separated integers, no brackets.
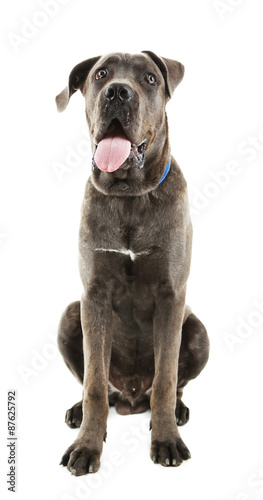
94,132,131,172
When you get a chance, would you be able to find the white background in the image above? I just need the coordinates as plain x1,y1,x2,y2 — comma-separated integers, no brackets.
1,1,263,499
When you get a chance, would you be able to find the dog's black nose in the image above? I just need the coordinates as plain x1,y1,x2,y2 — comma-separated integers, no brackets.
104,83,134,102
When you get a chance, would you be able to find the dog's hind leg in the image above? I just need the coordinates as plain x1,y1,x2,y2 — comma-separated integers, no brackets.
58,301,84,383
176,311,209,426
58,301,84,428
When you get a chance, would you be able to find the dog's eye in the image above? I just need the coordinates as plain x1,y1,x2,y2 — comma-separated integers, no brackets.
146,74,157,86
95,69,108,80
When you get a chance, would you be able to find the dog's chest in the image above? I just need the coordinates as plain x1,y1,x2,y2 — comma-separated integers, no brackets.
89,195,163,261
95,223,150,263
83,192,175,292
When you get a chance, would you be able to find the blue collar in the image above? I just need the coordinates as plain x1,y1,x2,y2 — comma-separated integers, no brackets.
159,157,171,185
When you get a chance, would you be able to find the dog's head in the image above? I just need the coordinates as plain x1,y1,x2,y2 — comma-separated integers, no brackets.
56,52,184,196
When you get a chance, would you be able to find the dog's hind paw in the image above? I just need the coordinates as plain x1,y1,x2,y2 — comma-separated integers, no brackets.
65,400,83,428
175,399,190,426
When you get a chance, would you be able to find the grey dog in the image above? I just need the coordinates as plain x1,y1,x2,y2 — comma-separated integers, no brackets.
56,51,209,476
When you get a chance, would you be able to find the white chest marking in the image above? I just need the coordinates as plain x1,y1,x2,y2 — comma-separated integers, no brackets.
95,248,149,262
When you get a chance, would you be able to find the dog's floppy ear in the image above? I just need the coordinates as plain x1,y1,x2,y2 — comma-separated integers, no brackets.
56,56,101,112
142,51,184,99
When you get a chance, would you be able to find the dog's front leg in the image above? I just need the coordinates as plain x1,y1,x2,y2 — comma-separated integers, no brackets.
60,290,112,476
150,288,191,467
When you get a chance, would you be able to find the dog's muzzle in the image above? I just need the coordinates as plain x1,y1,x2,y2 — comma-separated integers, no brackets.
92,83,147,173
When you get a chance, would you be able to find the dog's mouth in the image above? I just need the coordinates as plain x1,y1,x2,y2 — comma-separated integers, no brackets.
93,119,147,173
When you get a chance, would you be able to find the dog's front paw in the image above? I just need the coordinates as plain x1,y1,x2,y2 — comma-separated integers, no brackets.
150,435,191,467
60,441,101,475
